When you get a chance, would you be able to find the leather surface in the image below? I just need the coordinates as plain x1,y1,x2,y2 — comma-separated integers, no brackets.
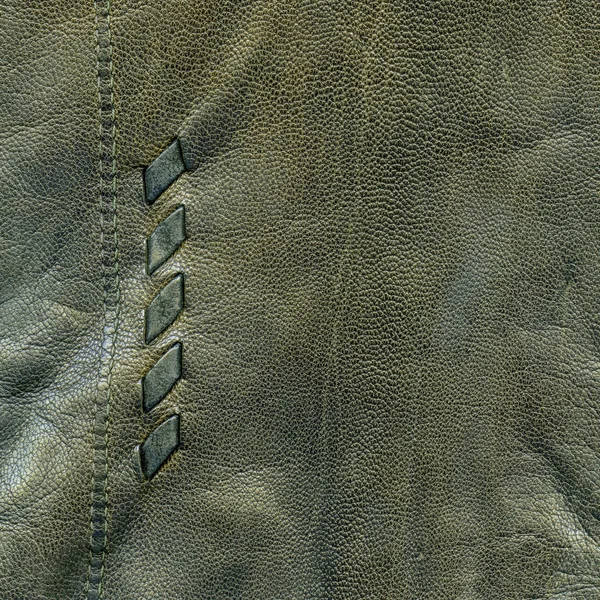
1,0,600,598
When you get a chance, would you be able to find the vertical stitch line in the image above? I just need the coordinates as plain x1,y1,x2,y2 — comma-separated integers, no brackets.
87,0,120,598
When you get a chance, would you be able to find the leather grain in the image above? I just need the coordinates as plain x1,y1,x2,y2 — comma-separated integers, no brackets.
1,0,600,598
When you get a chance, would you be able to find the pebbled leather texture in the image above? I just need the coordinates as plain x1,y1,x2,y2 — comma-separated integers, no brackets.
1,0,599,598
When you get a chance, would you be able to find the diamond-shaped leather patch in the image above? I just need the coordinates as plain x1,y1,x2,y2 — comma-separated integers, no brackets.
146,205,186,275
137,415,180,480
143,139,186,205
145,274,184,344
142,343,182,412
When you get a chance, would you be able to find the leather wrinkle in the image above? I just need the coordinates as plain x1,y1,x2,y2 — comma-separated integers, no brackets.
87,1,121,599
176,2,268,171
310,12,379,592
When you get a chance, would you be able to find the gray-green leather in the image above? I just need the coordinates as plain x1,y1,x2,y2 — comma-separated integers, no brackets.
1,1,599,598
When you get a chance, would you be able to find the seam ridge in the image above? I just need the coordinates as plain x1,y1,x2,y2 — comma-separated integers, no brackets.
87,1,120,598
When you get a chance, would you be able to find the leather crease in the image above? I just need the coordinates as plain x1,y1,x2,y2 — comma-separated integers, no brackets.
87,1,120,599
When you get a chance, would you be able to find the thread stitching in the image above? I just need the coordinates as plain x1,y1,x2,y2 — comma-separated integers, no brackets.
87,0,120,598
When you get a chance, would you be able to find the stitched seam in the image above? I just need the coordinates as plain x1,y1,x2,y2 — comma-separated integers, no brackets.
87,0,120,598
